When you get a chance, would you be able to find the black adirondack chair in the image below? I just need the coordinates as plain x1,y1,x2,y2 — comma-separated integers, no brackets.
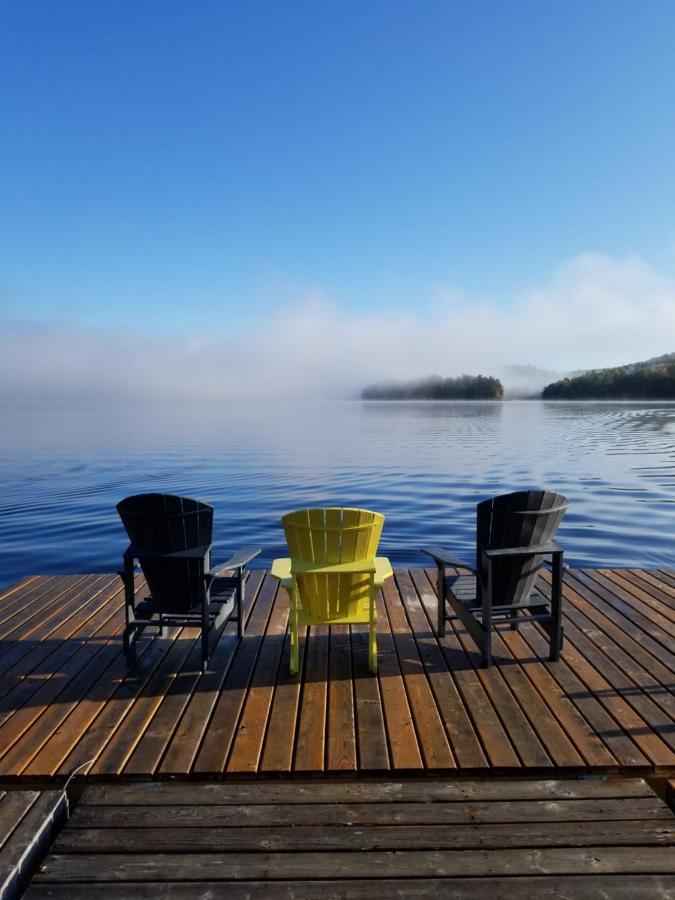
422,490,569,667
117,493,261,672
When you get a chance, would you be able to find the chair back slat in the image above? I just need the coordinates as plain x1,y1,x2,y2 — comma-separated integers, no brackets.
476,490,568,607
324,508,343,564
117,493,213,613
282,507,384,620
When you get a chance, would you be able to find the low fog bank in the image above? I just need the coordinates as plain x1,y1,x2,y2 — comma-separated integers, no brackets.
2,252,675,407
498,365,568,398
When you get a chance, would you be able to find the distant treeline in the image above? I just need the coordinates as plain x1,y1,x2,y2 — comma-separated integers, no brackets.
543,362,675,399
362,374,504,400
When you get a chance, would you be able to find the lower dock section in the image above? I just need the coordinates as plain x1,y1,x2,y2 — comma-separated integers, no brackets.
25,778,675,898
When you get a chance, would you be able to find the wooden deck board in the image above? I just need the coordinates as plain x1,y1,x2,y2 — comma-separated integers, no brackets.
21,878,675,899
0,789,67,898
0,568,672,781
25,778,675,898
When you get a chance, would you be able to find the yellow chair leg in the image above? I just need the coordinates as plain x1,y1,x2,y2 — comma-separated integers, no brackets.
290,610,299,675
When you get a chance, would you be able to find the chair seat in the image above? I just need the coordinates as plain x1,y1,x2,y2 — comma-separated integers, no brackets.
135,575,237,622
446,574,550,613
210,575,238,601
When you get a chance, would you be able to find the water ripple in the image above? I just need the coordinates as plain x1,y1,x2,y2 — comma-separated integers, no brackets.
1,400,675,586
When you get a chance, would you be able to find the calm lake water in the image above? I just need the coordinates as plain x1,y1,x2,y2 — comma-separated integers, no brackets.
1,401,675,588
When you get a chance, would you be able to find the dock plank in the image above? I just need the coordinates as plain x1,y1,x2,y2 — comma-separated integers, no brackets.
22,876,675,899
80,776,657,804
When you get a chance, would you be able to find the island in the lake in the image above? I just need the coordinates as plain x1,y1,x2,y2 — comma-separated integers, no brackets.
542,352,675,399
363,352,675,401
362,374,504,400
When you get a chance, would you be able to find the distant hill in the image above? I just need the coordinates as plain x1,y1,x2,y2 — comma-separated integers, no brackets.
542,353,675,399
362,374,504,400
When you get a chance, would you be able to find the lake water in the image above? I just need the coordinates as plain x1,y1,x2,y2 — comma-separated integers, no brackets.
1,401,675,588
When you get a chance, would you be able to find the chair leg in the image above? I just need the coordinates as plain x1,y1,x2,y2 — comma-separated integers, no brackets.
121,561,136,667
237,568,245,639
289,610,299,675
481,629,492,668
201,594,210,672
123,625,136,667
436,564,446,638
549,552,564,661
549,624,564,661
481,563,493,667
201,629,210,673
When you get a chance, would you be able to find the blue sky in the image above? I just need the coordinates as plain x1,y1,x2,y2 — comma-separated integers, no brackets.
2,1,675,399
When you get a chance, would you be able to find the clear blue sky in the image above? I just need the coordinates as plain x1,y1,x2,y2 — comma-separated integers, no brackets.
2,0,675,332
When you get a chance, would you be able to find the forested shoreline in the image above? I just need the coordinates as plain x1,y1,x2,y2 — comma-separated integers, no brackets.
543,355,675,399
362,354,675,401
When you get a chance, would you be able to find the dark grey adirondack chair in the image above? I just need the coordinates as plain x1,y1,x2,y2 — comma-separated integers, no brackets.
422,490,568,667
117,493,261,672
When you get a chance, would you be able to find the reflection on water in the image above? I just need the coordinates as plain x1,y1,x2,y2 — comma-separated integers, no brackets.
1,400,675,586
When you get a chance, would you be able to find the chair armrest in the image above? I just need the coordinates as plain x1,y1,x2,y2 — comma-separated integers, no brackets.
374,557,393,584
123,542,211,561
482,539,563,559
208,546,262,577
270,558,292,582
291,559,377,576
421,547,477,572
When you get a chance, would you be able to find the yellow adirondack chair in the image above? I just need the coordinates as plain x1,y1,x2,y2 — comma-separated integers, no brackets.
271,508,393,674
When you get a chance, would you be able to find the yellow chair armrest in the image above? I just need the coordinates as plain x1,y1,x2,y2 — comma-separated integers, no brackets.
374,556,393,585
291,559,377,576
271,558,292,581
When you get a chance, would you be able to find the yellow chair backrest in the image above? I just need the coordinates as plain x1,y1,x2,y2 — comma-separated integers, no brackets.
282,508,384,620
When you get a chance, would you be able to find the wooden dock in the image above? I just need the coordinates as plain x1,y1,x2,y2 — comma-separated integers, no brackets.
0,567,673,781
23,778,675,898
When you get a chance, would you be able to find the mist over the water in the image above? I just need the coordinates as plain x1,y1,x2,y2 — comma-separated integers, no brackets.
3,252,675,406
2,399,675,588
